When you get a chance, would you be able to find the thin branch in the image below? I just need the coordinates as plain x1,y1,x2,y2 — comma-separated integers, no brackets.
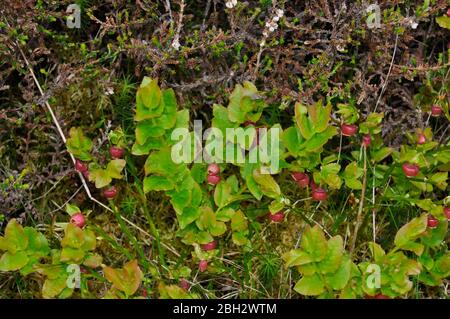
349,146,368,258
374,33,399,113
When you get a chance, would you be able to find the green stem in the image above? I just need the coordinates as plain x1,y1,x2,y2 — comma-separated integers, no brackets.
110,204,150,271
91,224,133,260
135,183,167,269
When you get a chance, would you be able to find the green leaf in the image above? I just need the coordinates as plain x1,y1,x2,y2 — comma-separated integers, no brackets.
214,180,232,208
369,242,385,263
143,175,175,192
83,253,103,268
227,82,262,124
212,104,237,133
0,219,28,254
371,147,393,163
88,159,126,188
433,253,450,278
297,263,317,276
325,256,351,290
242,163,263,200
430,172,448,190
181,178,201,209
135,121,166,144
104,260,143,296
106,159,126,180
42,276,68,299
269,198,285,214
436,15,450,29
134,81,173,123
61,224,85,249
421,219,448,248
343,162,363,190
144,148,183,176
60,247,85,263
228,85,246,123
108,128,126,146
210,221,227,237
19,255,41,276
35,262,65,280
295,103,314,139
252,169,281,199
170,189,191,214
336,103,359,124
216,207,235,222
230,210,248,232
0,237,9,252
316,163,342,189
294,274,325,296
302,126,337,152
81,229,97,251
159,283,192,299
138,77,161,109
394,214,428,248
281,126,302,155
345,178,362,190
232,231,249,246
135,99,164,121
399,241,424,256
65,204,81,216
66,127,93,161
0,251,29,271
318,236,343,274
88,167,111,188
175,109,189,130
196,207,227,236
417,272,442,287
58,287,74,299
300,225,328,262
158,89,178,129
283,249,313,267
309,101,332,133
359,113,384,135
179,207,201,229
343,162,362,179
132,136,165,155
418,253,434,271
24,227,50,256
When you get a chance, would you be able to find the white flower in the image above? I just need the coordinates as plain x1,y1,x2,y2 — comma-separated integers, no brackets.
265,21,271,28
260,40,266,47
273,16,280,22
276,9,284,18
105,87,114,96
269,26,275,32
225,0,236,8
411,21,418,29
171,39,180,50
336,44,345,52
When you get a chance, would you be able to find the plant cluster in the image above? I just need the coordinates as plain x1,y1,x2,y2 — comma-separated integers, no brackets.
0,0,449,299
